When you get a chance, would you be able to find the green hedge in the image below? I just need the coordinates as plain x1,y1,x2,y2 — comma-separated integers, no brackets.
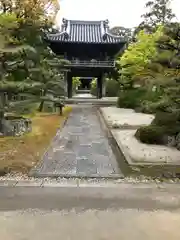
117,88,147,109
90,79,97,96
106,79,119,97
135,111,180,146
117,87,162,111
90,79,120,97
135,125,165,144
140,96,173,114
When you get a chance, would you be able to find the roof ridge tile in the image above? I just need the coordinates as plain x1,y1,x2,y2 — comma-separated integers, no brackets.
45,19,126,44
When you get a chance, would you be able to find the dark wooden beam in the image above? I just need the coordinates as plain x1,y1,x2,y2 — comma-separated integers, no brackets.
67,72,73,98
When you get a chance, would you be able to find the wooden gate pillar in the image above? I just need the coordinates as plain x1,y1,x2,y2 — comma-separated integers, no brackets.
97,74,103,99
67,72,73,98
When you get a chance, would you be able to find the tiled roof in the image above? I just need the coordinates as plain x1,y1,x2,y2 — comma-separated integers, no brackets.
45,19,126,44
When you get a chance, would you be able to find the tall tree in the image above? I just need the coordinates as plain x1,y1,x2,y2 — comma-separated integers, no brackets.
119,27,163,88
110,26,133,42
136,0,175,33
0,0,64,133
149,23,180,97
0,12,37,132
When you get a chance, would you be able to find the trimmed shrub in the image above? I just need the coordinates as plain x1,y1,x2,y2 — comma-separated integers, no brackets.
135,125,165,144
117,88,147,109
105,79,119,97
90,79,97,96
140,97,174,114
140,100,156,113
117,85,164,111
152,111,180,135
72,77,81,93
13,102,38,115
135,111,180,146
90,78,120,97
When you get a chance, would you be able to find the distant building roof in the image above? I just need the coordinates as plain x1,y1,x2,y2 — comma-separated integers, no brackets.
45,19,126,44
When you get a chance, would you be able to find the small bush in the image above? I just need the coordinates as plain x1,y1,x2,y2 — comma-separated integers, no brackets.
72,77,81,93
90,79,97,96
90,86,97,96
152,111,180,135
152,111,180,125
117,86,164,111
117,88,147,109
14,102,37,115
135,125,165,144
140,97,173,114
143,89,161,102
136,111,180,146
90,78,120,97
106,79,119,97
140,100,156,113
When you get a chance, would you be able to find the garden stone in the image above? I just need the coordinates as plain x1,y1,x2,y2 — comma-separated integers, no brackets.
167,136,176,147
161,135,176,147
0,116,32,137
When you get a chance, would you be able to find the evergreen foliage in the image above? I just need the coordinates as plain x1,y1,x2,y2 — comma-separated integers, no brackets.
0,0,67,133
136,0,175,33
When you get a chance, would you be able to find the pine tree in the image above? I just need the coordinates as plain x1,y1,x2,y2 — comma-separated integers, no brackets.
110,26,133,42
0,0,66,134
136,0,175,33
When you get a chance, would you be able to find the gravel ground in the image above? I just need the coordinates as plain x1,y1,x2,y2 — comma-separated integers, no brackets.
0,172,180,185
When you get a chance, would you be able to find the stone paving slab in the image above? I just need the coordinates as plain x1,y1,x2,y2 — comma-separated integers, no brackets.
31,105,122,178
65,97,117,105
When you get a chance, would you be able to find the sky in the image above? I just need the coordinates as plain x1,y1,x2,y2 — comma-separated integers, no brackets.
56,0,180,28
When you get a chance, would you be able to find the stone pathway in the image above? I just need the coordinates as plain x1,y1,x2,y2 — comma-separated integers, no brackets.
31,105,121,178
73,93,95,98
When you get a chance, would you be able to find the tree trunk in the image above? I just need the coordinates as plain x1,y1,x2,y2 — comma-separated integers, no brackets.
0,110,4,133
0,93,5,133
38,100,45,112
59,106,63,116
38,89,47,112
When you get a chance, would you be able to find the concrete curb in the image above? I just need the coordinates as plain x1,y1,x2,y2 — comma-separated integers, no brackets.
111,130,180,168
98,108,131,175
1,179,180,188
29,172,123,179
